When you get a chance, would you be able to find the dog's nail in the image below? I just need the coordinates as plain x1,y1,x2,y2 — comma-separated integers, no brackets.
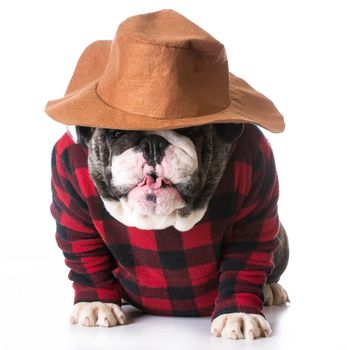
70,316,76,324
231,330,237,339
248,329,254,339
264,329,270,337
119,315,125,325
84,317,90,326
104,318,109,327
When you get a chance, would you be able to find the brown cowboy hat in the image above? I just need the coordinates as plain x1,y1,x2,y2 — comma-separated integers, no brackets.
45,9,285,132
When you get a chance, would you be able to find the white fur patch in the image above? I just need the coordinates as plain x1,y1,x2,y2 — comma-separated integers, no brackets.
102,197,207,231
111,149,146,189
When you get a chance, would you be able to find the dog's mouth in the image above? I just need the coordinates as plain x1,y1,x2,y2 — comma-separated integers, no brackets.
137,174,172,191
125,174,185,215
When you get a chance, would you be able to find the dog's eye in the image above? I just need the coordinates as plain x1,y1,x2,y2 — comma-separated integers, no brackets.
113,130,122,138
106,129,123,139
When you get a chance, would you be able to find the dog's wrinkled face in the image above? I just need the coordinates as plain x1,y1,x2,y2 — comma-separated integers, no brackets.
72,124,243,231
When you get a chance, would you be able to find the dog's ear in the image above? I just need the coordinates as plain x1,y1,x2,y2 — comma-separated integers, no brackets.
214,123,244,143
67,126,95,146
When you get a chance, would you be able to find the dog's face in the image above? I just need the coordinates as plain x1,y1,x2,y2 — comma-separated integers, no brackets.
71,123,243,231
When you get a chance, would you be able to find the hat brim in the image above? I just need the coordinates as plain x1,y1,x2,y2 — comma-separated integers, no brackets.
45,41,285,133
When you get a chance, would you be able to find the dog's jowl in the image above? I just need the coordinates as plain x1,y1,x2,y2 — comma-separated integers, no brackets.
47,10,288,340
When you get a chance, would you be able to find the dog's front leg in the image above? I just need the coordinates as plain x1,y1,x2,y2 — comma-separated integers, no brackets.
70,302,126,327
211,312,271,339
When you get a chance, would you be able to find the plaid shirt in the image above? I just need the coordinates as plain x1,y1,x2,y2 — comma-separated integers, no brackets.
51,125,280,320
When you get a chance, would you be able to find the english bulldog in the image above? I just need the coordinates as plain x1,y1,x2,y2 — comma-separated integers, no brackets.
52,123,289,340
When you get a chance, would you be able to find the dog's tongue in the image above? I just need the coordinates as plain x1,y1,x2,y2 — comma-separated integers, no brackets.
137,175,172,190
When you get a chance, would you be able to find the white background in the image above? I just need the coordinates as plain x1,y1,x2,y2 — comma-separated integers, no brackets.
0,0,346,349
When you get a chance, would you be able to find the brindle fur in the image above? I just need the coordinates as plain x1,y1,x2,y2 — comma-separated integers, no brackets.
268,224,289,283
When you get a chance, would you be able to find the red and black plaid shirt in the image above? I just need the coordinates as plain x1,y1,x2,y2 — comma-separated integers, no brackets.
51,124,280,320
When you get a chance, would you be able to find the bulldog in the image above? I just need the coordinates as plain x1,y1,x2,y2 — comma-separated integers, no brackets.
51,122,289,340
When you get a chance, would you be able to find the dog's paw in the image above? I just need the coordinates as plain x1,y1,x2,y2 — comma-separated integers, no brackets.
264,282,290,306
70,302,126,327
211,312,271,340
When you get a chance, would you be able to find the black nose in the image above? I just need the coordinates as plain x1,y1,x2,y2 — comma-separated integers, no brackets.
138,135,169,166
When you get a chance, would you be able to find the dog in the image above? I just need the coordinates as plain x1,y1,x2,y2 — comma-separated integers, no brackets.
51,122,289,340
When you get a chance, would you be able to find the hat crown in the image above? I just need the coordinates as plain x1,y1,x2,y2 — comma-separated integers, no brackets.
120,9,223,51
97,9,230,119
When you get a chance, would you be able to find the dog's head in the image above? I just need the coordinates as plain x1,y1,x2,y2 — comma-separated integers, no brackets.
69,124,243,231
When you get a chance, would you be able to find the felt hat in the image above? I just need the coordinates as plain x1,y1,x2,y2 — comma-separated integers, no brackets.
45,9,285,132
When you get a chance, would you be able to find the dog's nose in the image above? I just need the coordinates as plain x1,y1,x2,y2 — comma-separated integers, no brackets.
139,135,169,166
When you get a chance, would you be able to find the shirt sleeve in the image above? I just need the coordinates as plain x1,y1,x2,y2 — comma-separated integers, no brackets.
50,142,122,305
212,136,280,320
